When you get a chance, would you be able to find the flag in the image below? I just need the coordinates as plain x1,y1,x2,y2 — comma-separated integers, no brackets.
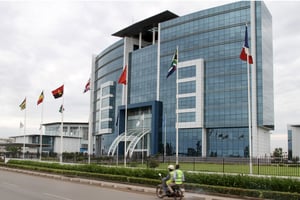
240,25,253,64
83,79,90,93
59,104,64,113
166,49,178,78
136,120,140,127
52,85,64,99
37,91,44,105
19,98,26,110
118,66,127,85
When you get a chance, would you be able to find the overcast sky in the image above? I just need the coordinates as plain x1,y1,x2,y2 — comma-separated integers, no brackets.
0,0,299,152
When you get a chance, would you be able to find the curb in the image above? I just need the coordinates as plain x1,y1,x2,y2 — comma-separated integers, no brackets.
0,166,156,193
0,166,244,200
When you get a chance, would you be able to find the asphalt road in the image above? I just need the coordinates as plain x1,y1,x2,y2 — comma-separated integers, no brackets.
0,167,250,200
0,170,155,200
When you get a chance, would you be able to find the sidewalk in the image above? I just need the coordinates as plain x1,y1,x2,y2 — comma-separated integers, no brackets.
0,166,249,200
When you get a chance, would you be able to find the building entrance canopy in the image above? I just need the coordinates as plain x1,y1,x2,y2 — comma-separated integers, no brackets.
107,128,150,158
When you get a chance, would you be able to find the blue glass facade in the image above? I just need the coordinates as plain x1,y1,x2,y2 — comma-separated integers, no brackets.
287,125,300,160
288,129,292,159
130,45,157,104
92,1,273,158
257,2,274,128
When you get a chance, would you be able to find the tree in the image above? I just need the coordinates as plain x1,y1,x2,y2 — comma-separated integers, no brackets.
273,147,283,158
5,145,21,157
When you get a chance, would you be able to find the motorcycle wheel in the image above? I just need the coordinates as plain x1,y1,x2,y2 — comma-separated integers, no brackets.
173,189,183,200
156,185,164,199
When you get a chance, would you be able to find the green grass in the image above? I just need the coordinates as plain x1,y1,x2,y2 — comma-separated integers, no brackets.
134,162,300,177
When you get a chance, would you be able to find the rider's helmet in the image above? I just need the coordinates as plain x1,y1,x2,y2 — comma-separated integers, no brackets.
167,164,175,171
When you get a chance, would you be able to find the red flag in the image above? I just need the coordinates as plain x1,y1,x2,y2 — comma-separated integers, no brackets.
83,79,90,93
118,66,127,85
52,85,64,99
240,26,253,64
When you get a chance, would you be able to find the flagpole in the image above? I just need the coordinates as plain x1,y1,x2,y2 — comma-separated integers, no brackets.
60,91,64,164
245,24,252,174
175,46,179,165
240,23,253,174
123,80,128,167
23,102,27,159
124,70,128,167
39,97,44,161
164,112,167,163
247,54,253,174
88,99,91,164
88,96,91,165
122,37,128,167
117,64,127,166
141,113,144,165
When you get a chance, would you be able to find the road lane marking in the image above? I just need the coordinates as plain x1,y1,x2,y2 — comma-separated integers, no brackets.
43,193,73,200
1,182,18,187
0,182,19,190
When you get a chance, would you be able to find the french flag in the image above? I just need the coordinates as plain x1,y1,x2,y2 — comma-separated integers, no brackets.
240,26,253,64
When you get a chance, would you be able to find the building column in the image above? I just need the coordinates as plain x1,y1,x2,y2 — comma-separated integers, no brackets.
139,32,142,49
152,27,156,45
251,1,258,157
202,128,207,157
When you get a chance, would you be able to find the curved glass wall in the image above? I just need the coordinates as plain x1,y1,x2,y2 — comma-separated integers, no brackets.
93,39,124,154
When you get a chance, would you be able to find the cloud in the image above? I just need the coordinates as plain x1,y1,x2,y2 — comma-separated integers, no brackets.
271,133,287,152
266,1,300,143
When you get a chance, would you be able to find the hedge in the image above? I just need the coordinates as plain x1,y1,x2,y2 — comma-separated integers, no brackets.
3,160,300,200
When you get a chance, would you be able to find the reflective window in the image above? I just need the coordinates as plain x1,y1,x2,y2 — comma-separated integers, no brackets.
178,112,195,122
288,130,292,159
101,97,114,108
130,45,157,104
103,109,114,119
178,65,196,79
69,127,79,136
101,121,114,129
178,81,196,94
178,128,202,156
207,128,249,157
102,86,110,96
101,98,109,107
178,96,196,109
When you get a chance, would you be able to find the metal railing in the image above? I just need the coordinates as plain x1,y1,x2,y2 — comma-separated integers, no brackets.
3,153,300,178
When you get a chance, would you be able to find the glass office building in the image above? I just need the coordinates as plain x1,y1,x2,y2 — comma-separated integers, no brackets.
91,1,274,158
287,125,300,160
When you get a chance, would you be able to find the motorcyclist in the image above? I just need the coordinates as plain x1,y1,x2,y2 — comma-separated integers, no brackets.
173,164,185,185
162,164,175,194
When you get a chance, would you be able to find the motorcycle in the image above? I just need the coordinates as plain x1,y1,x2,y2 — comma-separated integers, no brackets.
156,173,184,200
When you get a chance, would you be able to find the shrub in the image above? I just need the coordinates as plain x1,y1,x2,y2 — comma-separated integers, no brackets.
147,158,159,168
6,159,300,195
